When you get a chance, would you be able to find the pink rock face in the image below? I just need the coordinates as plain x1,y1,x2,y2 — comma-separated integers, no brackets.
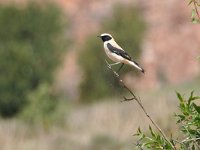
1,0,200,96
140,0,200,88
57,0,200,91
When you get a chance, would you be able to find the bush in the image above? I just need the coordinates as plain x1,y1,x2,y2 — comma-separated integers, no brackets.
79,5,145,102
135,91,200,149
0,3,68,117
19,83,66,128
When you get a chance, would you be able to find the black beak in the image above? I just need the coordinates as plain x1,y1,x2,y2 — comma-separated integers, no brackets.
97,35,101,38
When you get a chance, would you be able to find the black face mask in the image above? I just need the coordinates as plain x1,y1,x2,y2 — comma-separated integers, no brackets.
101,35,112,42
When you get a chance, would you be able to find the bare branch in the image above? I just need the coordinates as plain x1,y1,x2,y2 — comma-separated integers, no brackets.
182,137,200,143
181,137,200,149
194,0,200,19
188,0,200,22
105,60,176,150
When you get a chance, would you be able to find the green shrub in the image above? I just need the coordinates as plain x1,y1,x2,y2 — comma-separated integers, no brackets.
0,3,68,117
19,83,66,128
135,91,200,150
79,5,145,102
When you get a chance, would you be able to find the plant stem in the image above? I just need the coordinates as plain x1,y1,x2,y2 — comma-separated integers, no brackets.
105,60,176,150
194,0,200,19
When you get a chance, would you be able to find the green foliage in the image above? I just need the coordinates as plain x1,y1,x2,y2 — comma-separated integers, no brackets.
0,3,67,117
187,0,200,23
135,91,200,150
19,83,57,126
135,126,172,149
19,83,67,128
79,5,145,102
175,91,200,149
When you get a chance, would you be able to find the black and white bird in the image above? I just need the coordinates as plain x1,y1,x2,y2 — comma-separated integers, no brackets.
98,33,145,73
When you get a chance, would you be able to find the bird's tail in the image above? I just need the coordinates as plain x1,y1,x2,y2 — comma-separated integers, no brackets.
128,60,145,73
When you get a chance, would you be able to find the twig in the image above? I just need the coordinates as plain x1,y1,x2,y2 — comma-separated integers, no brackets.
182,137,200,143
194,0,200,19
189,0,200,20
182,137,200,149
134,141,144,150
105,60,176,150
182,126,200,149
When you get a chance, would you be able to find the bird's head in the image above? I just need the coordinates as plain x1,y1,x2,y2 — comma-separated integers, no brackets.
97,33,113,42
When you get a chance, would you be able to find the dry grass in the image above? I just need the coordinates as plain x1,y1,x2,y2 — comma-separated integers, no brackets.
0,80,199,150
0,94,177,149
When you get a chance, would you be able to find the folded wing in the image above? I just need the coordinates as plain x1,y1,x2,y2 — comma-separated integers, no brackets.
107,43,132,61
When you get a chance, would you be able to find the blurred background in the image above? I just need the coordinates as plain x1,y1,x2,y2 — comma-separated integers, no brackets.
0,0,199,149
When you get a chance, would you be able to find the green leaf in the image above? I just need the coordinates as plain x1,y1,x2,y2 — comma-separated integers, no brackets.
149,126,156,138
193,103,200,114
194,116,200,123
191,9,199,24
138,127,141,133
134,127,141,136
192,145,195,150
177,114,186,123
179,103,187,115
176,92,184,102
156,134,161,142
188,129,197,135
192,18,198,24
188,91,194,106
141,133,146,139
176,92,190,114
192,9,196,18
188,91,200,106
191,96,200,101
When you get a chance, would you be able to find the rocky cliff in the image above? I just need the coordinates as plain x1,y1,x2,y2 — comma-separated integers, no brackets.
1,0,200,98
57,0,200,96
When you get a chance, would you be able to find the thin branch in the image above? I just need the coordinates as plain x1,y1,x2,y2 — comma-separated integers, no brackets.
181,126,200,149
182,137,200,149
189,0,200,21
194,0,200,19
105,60,176,150
182,137,200,142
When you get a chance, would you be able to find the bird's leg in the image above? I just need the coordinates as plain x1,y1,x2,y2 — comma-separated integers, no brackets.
109,62,121,66
117,63,124,73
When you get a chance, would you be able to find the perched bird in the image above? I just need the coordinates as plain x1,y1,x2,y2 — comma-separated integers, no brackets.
98,33,145,73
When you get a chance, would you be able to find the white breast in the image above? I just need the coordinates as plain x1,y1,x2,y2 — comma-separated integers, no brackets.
103,40,125,63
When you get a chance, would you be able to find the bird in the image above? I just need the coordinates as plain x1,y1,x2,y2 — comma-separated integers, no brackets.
97,33,145,73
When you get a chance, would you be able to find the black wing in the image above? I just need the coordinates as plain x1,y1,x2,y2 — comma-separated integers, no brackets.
107,43,132,61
